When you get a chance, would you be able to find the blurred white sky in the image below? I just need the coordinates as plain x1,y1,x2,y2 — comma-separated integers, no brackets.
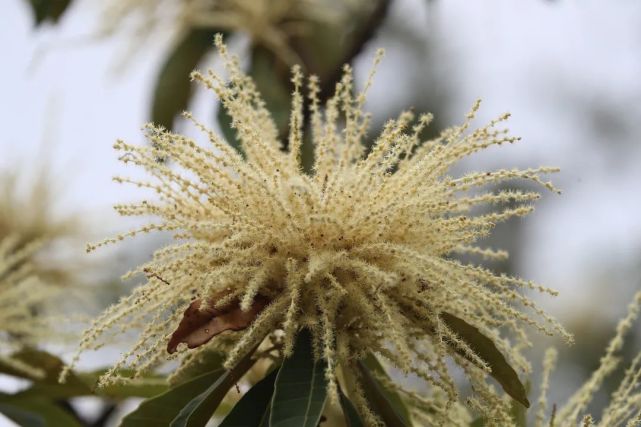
1,0,641,321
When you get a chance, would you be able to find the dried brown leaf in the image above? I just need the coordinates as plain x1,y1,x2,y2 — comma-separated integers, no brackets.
167,294,268,354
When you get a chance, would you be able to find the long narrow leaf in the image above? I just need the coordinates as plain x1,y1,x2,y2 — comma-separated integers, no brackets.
1,350,166,400
269,329,328,427
121,369,225,426
441,312,530,408
510,380,530,426
0,402,44,427
169,348,257,427
25,0,72,26
151,29,220,130
3,399,81,427
218,368,278,427
362,354,412,423
357,359,411,427
169,351,225,386
0,349,91,399
338,385,364,427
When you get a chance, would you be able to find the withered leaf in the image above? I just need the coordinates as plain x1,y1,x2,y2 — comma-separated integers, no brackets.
167,294,268,354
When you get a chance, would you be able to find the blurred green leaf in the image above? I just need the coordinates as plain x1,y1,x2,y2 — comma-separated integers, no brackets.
82,373,168,399
26,0,49,24
218,368,278,427
0,392,81,427
441,312,530,408
0,402,44,427
470,417,485,427
2,398,81,427
151,29,221,130
269,329,328,427
0,348,65,380
289,0,390,93
46,0,70,22
357,357,411,427
361,354,412,424
0,357,40,381
510,400,527,427
510,381,530,426
169,347,258,427
169,350,226,386
338,385,364,427
24,0,72,26
1,349,163,400
14,384,88,401
0,349,92,399
121,368,225,427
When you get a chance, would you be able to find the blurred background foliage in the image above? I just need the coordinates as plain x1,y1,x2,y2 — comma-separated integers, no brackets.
1,0,641,425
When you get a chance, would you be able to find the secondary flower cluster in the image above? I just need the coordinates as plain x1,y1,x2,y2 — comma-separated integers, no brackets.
549,291,641,427
67,35,571,422
0,167,77,286
99,0,356,65
0,237,57,377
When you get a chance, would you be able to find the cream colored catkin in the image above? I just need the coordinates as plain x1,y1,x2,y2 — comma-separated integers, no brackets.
66,36,572,419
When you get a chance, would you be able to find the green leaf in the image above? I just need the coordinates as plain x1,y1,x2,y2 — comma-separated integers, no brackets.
121,369,225,427
361,354,412,424
0,349,165,400
170,350,226,386
24,0,72,25
510,401,527,427
441,312,530,408
470,417,485,427
0,393,81,427
26,0,48,25
46,0,70,22
357,358,411,427
169,349,258,427
0,402,44,427
218,368,278,427
3,399,81,427
83,373,168,399
9,365,165,400
269,329,328,427
0,348,65,380
12,384,85,401
338,386,364,427
151,29,219,130
0,349,92,399
510,381,530,426
0,357,41,381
